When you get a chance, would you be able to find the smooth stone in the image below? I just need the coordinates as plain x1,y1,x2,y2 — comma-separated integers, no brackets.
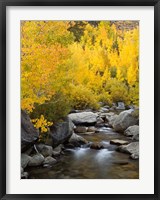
21,153,31,169
110,139,129,145
28,153,44,166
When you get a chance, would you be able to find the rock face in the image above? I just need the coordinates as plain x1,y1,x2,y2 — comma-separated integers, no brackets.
124,125,139,141
28,153,44,166
68,133,88,147
68,112,98,125
47,117,74,147
110,139,129,145
21,110,39,152
118,142,139,158
113,109,138,132
36,144,53,157
90,142,104,150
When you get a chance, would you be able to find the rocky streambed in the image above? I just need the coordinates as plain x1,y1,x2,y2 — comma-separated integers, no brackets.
21,103,139,179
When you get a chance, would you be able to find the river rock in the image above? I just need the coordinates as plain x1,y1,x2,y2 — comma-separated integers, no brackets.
105,113,118,127
74,126,88,133
130,153,139,160
124,125,139,136
110,139,129,145
36,144,53,157
68,112,98,125
52,144,63,156
99,107,109,113
28,153,44,166
95,117,104,127
90,142,104,150
132,134,139,141
46,117,74,147
113,109,138,132
117,142,139,156
87,126,97,132
21,153,31,168
116,102,125,110
68,133,88,147
43,156,57,167
21,110,39,152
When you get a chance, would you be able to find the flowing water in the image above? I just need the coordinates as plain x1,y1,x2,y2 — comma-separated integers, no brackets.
27,127,139,179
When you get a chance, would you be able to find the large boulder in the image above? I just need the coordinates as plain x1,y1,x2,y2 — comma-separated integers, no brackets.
105,112,118,128
21,110,39,152
68,112,98,125
117,142,139,159
113,109,138,132
36,144,53,157
46,117,74,147
28,153,44,166
74,126,88,133
124,125,139,141
68,133,88,147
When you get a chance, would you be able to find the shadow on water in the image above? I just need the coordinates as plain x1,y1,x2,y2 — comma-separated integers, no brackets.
27,128,139,179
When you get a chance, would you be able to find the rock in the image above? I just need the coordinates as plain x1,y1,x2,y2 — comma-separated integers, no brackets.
21,172,29,179
68,133,88,147
90,142,104,150
36,144,53,157
132,134,139,141
95,117,104,127
21,110,39,152
43,156,57,166
46,117,74,147
28,153,44,166
130,153,139,160
105,113,118,128
99,107,109,113
113,109,138,132
74,126,88,133
21,153,31,168
87,126,97,132
124,125,139,136
116,102,125,110
110,139,129,145
68,112,98,125
52,144,63,156
118,142,139,155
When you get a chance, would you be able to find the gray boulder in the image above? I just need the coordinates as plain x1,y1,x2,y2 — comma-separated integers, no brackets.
68,133,88,147
21,153,31,168
124,125,139,136
113,109,138,132
118,142,139,156
68,112,98,125
36,144,53,157
90,142,104,150
21,172,29,179
74,126,88,133
28,153,44,166
105,113,118,128
21,110,39,152
46,117,74,147
43,156,57,167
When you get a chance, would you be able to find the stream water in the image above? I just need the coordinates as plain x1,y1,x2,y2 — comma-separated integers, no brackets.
27,127,139,179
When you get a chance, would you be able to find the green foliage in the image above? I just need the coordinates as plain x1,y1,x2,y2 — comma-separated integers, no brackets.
30,92,71,122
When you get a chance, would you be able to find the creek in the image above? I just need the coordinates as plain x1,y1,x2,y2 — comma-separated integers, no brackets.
27,127,139,179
